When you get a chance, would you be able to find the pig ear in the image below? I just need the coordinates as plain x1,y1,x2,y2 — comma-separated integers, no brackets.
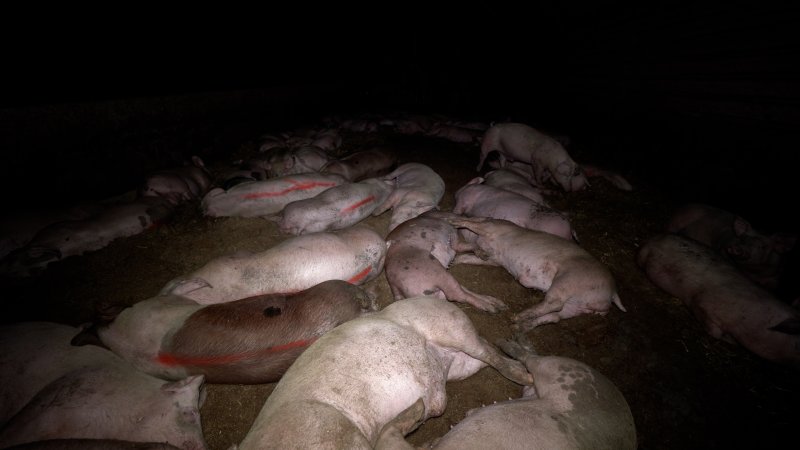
162,374,206,394
768,318,800,335
733,217,752,236
191,155,205,168
467,176,485,185
770,233,797,253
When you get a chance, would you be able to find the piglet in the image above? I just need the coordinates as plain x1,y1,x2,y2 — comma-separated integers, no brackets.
385,211,506,312
160,225,387,304
320,147,398,182
638,233,800,369
236,296,533,449
278,178,394,235
478,123,588,192
200,173,347,218
0,322,207,449
430,336,637,450
372,162,446,232
446,216,625,330
667,203,796,290
76,280,375,383
140,156,212,206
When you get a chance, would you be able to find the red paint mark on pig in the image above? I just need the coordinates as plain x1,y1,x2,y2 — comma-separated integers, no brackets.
347,267,372,284
155,338,316,366
341,195,376,214
242,180,338,200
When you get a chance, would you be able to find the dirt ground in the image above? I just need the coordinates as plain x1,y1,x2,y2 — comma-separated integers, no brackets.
2,129,798,450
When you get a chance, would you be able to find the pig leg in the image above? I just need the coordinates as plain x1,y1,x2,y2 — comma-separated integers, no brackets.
452,252,498,266
372,190,400,217
441,280,507,313
448,336,534,385
374,398,425,450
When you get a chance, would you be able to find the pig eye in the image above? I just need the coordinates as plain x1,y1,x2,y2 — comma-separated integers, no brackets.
263,306,282,317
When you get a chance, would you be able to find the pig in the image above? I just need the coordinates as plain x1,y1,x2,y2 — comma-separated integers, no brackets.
0,322,207,449
0,197,174,277
478,123,589,192
429,336,637,450
236,296,534,449
454,179,573,241
427,124,482,144
75,280,375,383
384,211,506,313
200,173,347,218
311,128,343,152
581,164,633,191
0,203,103,260
666,203,796,290
320,147,398,182
0,366,206,450
339,118,379,133
372,163,446,232
445,216,626,330
482,168,549,205
261,145,330,178
139,156,212,206
159,225,387,304
278,178,394,235
637,233,800,369
258,134,286,153
3,440,181,449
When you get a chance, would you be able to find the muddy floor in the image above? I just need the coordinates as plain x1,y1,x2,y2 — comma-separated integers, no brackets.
2,129,798,450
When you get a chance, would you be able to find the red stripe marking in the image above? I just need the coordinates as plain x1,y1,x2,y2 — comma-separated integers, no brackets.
341,195,376,214
155,338,316,367
347,266,372,284
242,180,338,200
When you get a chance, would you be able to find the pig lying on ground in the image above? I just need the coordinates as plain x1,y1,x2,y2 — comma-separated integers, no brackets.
278,178,394,235
666,203,796,290
446,217,625,330
200,173,347,218
478,123,589,192
0,322,207,449
428,335,637,450
433,341,636,450
482,168,549,205
236,296,534,449
372,163,446,232
427,123,482,144
311,128,342,152
454,178,574,241
0,197,173,277
260,145,330,178
160,226,387,304
3,439,181,449
139,156,212,206
320,147,398,182
385,211,506,313
75,280,375,383
638,233,800,369
0,203,103,260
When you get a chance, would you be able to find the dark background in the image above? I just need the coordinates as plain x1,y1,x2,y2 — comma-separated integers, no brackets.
2,4,799,232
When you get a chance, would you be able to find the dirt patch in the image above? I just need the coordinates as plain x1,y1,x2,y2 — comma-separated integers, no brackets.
2,130,797,450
